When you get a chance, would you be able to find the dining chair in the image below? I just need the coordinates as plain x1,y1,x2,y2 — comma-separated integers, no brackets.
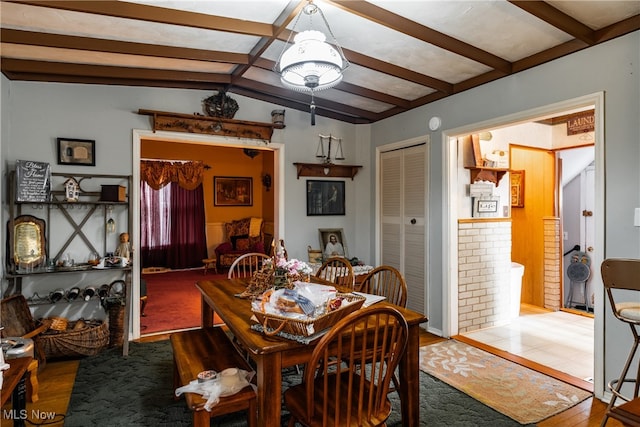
600,258,640,427
357,265,408,393
284,306,409,427
315,257,355,289
227,252,271,279
359,265,408,307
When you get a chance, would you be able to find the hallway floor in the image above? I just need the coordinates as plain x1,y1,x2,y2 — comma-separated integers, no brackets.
461,304,594,382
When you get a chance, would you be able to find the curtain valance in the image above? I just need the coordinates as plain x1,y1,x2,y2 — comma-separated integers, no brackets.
140,160,206,190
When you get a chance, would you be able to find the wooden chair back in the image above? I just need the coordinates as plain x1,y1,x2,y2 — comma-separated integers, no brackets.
284,306,409,426
601,258,640,325
228,252,271,279
1,294,49,367
315,257,355,289
359,265,408,307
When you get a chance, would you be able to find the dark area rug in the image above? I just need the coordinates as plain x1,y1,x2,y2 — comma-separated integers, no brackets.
66,340,533,426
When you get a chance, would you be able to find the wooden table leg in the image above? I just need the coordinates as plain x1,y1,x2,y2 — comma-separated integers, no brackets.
398,324,421,425
254,352,282,426
201,295,214,327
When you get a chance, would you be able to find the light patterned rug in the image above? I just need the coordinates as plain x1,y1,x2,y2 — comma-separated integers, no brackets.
420,340,592,425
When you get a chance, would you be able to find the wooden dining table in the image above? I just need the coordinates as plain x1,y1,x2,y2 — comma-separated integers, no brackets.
197,278,428,426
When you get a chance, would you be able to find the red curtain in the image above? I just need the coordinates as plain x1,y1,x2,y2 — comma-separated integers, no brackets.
140,181,207,269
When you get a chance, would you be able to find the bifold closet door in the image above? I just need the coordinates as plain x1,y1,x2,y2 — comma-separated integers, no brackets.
380,144,427,315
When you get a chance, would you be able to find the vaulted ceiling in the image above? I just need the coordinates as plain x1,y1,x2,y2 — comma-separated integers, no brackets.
2,1,639,124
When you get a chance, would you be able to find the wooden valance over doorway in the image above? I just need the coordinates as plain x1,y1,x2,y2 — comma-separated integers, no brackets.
138,109,276,142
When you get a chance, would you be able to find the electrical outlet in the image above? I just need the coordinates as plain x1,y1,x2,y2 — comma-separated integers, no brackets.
563,232,569,240
635,208,640,227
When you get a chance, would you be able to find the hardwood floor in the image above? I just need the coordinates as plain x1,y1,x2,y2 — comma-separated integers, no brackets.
1,330,620,427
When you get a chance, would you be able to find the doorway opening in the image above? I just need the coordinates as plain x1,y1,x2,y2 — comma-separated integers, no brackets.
130,129,285,339
443,93,604,389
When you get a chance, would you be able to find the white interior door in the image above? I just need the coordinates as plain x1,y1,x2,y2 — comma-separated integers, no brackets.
380,144,427,314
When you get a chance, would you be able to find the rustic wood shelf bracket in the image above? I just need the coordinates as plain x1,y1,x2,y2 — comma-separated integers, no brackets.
138,109,276,142
293,162,362,180
466,167,508,185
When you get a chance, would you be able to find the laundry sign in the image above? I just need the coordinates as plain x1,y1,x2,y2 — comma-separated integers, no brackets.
566,110,594,135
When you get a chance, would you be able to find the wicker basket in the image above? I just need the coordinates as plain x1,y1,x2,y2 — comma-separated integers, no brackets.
107,302,125,348
252,293,365,337
40,319,109,359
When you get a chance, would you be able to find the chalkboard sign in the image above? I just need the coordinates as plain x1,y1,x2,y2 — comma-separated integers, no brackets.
15,160,51,202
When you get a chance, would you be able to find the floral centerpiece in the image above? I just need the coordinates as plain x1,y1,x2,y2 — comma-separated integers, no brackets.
267,256,313,288
238,253,313,299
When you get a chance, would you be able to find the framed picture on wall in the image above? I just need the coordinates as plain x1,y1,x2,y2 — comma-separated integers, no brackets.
511,170,525,208
57,138,96,166
318,228,348,259
214,176,253,206
306,180,345,216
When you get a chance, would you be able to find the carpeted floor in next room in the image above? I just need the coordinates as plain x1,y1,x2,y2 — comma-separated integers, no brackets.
141,268,226,334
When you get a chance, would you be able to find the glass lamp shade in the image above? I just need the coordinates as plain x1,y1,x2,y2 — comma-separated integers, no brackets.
279,30,344,92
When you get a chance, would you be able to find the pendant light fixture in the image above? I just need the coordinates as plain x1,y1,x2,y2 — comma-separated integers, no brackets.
275,0,349,125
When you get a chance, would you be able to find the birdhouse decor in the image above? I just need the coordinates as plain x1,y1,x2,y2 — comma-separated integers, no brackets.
64,177,80,202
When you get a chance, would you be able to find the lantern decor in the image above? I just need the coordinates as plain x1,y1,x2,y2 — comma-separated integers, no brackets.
273,0,349,125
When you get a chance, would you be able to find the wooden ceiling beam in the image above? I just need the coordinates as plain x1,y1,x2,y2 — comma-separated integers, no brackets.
231,86,369,124
1,29,248,64
1,59,232,83
330,0,512,74
234,77,380,121
12,1,274,36
509,1,597,45
593,15,640,43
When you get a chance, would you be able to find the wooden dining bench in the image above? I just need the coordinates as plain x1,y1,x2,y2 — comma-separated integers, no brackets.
170,326,257,427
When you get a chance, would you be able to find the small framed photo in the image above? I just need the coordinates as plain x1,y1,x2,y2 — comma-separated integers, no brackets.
473,197,499,218
477,199,498,213
318,228,348,259
306,180,345,216
57,138,96,166
511,170,525,208
214,176,253,206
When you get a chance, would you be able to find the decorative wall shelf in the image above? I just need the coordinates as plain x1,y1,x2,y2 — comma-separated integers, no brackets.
138,109,279,142
293,162,362,180
465,167,508,185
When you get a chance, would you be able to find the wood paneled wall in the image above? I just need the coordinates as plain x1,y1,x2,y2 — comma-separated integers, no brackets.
510,146,556,307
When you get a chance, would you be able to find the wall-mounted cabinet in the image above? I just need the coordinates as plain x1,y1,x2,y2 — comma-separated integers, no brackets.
293,162,362,180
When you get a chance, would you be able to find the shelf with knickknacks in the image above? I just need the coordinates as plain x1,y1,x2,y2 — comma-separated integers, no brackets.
294,134,362,179
5,169,134,357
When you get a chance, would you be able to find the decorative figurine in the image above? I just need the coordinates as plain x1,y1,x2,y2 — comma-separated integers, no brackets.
64,177,80,202
114,232,131,261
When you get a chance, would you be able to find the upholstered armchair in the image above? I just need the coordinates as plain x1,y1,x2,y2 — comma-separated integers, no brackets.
215,217,265,268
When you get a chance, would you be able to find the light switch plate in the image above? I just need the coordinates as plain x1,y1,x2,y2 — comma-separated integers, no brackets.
634,208,640,227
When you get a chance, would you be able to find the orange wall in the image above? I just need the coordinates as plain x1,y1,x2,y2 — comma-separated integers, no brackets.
141,139,274,224
510,145,555,306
